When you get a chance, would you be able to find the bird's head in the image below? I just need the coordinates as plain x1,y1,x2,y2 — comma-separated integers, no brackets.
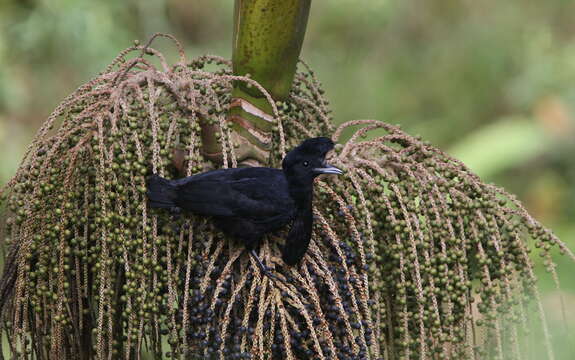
282,137,343,183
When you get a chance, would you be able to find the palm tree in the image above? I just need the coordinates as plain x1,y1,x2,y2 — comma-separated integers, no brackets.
0,1,572,359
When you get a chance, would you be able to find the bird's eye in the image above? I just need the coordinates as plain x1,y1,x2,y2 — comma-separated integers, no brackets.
303,161,309,167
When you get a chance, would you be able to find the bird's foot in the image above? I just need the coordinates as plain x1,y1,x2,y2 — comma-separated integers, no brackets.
169,206,182,215
260,267,280,282
249,250,286,285
169,207,182,233
170,223,181,234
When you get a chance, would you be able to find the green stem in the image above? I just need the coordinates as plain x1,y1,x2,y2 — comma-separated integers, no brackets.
202,0,311,165
233,0,311,100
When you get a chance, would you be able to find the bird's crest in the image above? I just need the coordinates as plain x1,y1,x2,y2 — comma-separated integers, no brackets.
282,137,334,170
296,137,334,156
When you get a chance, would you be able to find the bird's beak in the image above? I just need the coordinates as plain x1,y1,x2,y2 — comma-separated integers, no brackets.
313,163,343,175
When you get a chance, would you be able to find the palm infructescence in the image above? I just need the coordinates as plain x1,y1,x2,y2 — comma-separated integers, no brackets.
0,32,573,360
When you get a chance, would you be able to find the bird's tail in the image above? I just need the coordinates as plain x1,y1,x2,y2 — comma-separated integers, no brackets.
146,174,177,209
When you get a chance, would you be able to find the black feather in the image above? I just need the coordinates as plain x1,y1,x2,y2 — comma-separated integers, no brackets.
281,209,313,265
146,137,342,266
146,174,177,209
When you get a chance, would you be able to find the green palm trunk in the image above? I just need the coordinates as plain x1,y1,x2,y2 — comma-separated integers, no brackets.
201,0,311,166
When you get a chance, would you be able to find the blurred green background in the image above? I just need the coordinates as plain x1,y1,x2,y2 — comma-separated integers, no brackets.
0,0,573,357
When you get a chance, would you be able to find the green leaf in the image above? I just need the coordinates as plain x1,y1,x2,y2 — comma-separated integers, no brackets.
448,116,549,178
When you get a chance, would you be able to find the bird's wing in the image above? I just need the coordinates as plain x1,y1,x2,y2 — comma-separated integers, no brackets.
281,209,313,265
173,168,291,220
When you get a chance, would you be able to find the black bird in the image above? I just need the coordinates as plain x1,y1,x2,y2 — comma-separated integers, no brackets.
146,137,342,276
